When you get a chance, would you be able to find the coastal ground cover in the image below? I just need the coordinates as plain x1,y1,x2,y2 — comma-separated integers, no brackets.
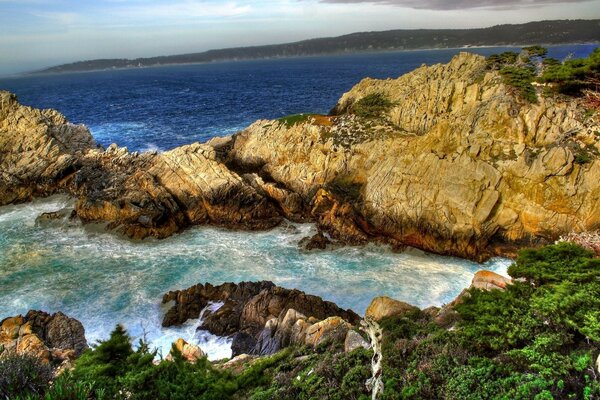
1,243,598,399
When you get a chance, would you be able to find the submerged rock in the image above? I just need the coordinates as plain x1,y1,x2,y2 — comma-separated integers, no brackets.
300,231,332,250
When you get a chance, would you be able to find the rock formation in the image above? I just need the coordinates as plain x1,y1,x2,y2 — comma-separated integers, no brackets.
166,338,205,363
365,296,420,322
434,269,512,327
228,52,600,260
0,91,282,239
2,52,599,259
161,281,360,356
0,311,87,370
0,91,95,205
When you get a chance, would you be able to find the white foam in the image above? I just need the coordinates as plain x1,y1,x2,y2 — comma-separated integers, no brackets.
0,196,513,361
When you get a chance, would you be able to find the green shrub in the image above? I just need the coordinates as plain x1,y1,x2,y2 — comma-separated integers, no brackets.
499,66,538,103
540,48,600,95
352,93,393,118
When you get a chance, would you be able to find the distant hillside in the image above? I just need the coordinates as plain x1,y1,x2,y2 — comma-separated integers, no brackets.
37,19,599,74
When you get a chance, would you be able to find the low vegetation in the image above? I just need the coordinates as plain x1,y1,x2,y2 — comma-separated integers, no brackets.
486,46,600,104
1,243,598,399
351,93,394,118
379,242,600,399
276,113,316,127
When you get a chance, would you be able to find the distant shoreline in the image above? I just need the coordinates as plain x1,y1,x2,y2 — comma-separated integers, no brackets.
5,41,596,79
16,19,598,77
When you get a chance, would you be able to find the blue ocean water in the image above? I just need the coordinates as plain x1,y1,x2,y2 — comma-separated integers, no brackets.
0,46,595,358
0,45,596,151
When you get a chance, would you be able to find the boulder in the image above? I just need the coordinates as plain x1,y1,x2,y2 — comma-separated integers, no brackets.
305,316,351,347
167,338,205,363
365,296,420,322
470,270,512,291
231,332,257,357
25,310,87,356
0,311,86,367
251,309,307,356
344,330,370,353
16,333,50,363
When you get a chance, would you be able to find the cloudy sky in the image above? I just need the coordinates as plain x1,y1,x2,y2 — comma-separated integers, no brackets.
0,0,599,74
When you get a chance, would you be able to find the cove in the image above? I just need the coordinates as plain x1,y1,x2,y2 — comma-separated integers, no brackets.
0,195,511,359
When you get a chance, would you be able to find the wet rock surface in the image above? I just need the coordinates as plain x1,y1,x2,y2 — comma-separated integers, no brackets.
161,281,360,356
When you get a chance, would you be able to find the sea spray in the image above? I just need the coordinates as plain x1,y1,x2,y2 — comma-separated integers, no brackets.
0,195,511,360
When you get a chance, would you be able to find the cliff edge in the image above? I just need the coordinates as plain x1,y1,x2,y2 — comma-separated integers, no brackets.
1,52,599,259
229,52,600,259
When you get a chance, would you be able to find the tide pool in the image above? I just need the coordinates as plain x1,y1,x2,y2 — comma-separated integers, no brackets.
0,196,511,359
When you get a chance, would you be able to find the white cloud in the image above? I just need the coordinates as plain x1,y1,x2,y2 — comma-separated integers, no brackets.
114,1,252,19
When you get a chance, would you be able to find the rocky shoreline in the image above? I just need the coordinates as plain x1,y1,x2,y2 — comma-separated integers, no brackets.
0,269,510,375
2,52,598,261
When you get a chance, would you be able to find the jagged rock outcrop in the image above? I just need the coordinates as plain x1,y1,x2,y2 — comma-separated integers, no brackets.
228,52,600,260
0,311,87,369
161,281,360,356
0,91,95,205
0,91,282,239
72,143,282,238
3,52,599,258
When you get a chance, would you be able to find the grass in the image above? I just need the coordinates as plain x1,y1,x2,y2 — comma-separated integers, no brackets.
277,113,316,127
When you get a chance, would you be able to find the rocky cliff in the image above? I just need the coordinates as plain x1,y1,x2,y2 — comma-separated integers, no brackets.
228,53,600,259
0,91,281,239
1,52,599,259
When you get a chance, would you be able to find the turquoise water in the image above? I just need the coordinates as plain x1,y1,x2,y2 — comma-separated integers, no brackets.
0,195,511,358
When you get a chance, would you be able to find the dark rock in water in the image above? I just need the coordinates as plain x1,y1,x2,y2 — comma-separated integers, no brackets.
162,281,360,356
35,208,76,226
162,281,275,328
300,231,331,250
231,332,257,356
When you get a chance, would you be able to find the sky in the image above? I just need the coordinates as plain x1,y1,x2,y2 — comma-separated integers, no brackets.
0,0,599,75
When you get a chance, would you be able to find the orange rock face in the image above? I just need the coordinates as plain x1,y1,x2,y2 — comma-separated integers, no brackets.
365,296,420,322
471,270,512,291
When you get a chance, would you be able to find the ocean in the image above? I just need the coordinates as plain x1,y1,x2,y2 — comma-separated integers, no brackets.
0,45,595,358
